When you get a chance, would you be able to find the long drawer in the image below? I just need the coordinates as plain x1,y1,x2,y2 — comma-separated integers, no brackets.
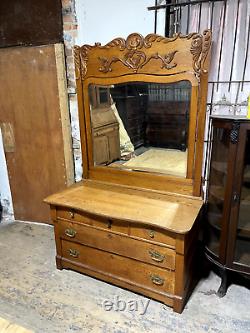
61,239,175,295
57,219,175,270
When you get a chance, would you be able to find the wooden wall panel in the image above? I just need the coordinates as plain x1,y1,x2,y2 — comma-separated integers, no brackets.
0,0,63,48
0,44,74,223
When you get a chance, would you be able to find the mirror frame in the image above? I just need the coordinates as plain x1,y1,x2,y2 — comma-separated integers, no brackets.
74,31,212,196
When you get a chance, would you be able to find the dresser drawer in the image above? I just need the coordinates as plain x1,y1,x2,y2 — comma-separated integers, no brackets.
61,240,175,295
56,207,128,234
58,220,175,270
129,224,176,248
57,207,92,224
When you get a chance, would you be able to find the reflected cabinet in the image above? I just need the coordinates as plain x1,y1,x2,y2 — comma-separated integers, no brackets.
205,116,250,296
45,31,212,313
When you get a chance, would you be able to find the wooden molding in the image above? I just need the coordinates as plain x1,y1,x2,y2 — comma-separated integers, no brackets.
74,31,212,80
55,43,74,186
190,29,212,80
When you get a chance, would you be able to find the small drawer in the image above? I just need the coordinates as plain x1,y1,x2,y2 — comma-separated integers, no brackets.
56,207,91,224
130,224,176,248
56,207,128,234
61,240,175,295
92,217,128,234
58,220,175,270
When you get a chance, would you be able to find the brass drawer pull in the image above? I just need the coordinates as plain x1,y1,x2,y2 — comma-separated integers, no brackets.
150,274,165,286
69,249,79,258
149,249,165,263
65,228,76,238
69,211,75,219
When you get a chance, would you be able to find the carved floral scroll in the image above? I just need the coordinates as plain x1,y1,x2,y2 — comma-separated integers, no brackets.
190,29,212,79
98,50,178,73
74,30,212,80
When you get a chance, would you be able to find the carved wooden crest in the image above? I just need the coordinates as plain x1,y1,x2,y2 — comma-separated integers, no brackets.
74,30,211,80
98,49,178,73
98,33,179,73
190,30,212,79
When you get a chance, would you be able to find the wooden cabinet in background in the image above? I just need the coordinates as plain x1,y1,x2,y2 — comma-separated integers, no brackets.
111,84,147,149
91,107,120,165
205,116,250,296
146,100,189,151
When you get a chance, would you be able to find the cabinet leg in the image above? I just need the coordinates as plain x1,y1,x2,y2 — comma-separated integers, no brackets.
217,269,228,298
173,298,185,313
56,255,63,270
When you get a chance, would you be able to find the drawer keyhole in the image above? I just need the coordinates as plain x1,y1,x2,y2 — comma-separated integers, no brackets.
107,219,112,229
149,230,155,238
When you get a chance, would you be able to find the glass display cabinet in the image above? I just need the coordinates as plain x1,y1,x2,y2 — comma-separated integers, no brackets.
205,116,250,296
45,31,211,313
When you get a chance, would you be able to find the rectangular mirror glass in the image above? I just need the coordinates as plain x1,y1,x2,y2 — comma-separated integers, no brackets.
89,81,191,178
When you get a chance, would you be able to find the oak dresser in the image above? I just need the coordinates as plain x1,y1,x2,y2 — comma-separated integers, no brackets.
45,30,212,313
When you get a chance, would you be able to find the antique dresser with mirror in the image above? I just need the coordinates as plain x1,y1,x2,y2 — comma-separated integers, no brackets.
45,30,211,313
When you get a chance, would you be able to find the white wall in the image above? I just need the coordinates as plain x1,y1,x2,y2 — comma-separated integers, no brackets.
70,0,156,181
75,0,155,45
0,129,14,221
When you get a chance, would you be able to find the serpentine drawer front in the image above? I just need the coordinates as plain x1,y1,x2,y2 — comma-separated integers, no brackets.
58,219,176,270
45,180,204,313
48,199,203,313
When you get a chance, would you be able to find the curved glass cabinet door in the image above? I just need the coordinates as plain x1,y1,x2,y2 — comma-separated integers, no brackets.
234,130,250,266
206,126,231,258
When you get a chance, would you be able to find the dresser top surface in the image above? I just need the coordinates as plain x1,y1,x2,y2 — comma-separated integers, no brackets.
44,180,203,234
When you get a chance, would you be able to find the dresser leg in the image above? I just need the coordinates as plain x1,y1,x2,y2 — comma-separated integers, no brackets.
217,269,228,297
56,255,63,270
173,298,184,313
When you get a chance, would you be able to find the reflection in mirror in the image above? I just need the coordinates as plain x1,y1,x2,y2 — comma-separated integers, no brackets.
89,81,191,178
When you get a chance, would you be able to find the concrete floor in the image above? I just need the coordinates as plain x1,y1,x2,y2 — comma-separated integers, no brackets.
0,221,249,333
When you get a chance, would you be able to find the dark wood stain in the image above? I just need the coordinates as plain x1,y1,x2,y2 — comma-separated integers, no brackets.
0,0,63,48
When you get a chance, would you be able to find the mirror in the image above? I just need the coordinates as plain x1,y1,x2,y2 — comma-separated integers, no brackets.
88,81,191,178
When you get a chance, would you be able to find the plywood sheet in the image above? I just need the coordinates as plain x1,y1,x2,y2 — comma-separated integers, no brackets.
0,44,73,223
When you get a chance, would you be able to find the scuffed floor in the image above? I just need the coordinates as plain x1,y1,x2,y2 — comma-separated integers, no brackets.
0,221,249,333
